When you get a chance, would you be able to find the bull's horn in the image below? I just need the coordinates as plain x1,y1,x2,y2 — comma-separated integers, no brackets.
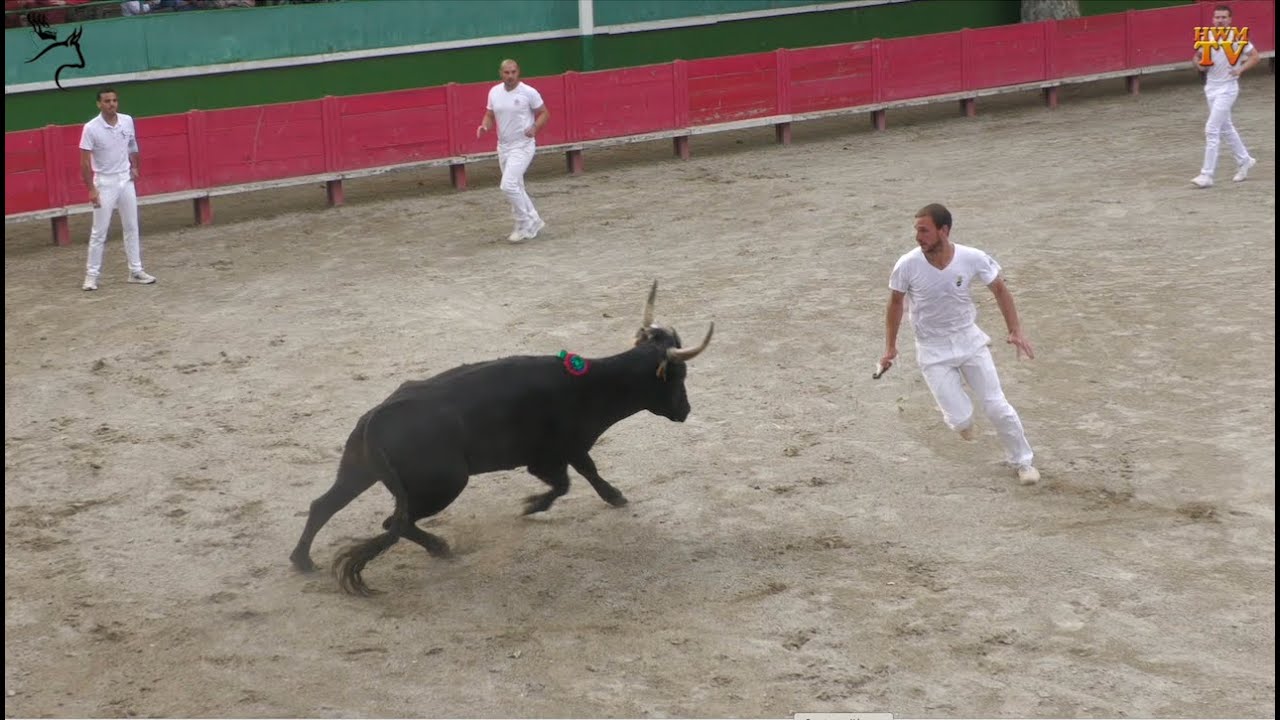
641,280,658,328
667,322,714,363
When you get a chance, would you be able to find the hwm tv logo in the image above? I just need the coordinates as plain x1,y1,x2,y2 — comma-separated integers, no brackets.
1194,26,1250,66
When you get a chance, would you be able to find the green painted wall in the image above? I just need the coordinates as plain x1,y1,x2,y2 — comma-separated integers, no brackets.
1079,0,1192,15
4,36,579,132
592,0,850,25
594,0,1021,67
4,0,1196,133
5,0,579,87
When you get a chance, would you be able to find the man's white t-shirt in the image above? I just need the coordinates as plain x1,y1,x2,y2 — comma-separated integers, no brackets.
487,82,544,149
889,243,1002,365
1198,29,1255,89
79,113,139,176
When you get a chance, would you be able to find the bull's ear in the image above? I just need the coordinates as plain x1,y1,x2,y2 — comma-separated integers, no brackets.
655,360,668,381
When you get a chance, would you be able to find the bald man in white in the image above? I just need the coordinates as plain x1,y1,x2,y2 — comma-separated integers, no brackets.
79,87,156,291
476,59,551,243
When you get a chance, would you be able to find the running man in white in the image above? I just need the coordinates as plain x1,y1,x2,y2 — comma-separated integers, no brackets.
1191,3,1261,188
880,204,1040,485
476,59,551,242
79,87,156,291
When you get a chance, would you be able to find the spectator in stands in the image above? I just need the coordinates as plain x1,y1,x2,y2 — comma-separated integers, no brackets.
1191,3,1262,188
880,203,1040,485
476,59,550,243
78,87,157,291
5,1,23,28
120,0,154,15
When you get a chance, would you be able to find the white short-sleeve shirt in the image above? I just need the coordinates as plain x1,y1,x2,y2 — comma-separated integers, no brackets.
1198,29,1255,88
889,243,1002,364
79,113,138,176
487,82,544,149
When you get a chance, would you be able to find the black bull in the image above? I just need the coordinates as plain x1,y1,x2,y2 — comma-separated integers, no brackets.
289,281,714,595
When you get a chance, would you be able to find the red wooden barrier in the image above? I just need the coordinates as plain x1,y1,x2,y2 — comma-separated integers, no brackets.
1050,14,1129,80
135,114,194,197
686,52,778,126
204,101,326,188
1128,5,1200,68
965,22,1048,91
5,3,1275,243
338,87,451,173
576,64,677,141
879,31,965,103
788,41,876,115
3,129,48,217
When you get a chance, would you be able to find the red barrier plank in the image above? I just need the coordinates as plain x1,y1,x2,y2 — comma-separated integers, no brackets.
339,87,451,171
340,107,451,170
49,125,82,209
4,129,45,174
576,64,677,140
687,53,777,125
135,133,195,196
879,32,964,102
450,80,500,156
202,101,326,186
524,74,568,147
4,130,49,216
789,41,875,114
1125,5,1199,68
964,23,1047,90
1051,14,1128,78
134,113,193,196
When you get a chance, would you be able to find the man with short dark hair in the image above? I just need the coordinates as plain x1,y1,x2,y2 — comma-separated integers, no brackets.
79,87,156,291
1191,3,1262,188
880,204,1040,484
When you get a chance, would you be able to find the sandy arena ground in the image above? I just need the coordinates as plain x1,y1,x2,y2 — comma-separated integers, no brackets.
4,70,1276,719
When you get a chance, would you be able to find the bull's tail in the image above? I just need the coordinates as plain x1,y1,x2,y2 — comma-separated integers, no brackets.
332,530,400,596
331,414,412,596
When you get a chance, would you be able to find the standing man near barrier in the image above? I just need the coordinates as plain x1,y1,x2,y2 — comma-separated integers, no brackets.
476,59,550,243
879,204,1040,485
79,87,157,291
1191,4,1261,188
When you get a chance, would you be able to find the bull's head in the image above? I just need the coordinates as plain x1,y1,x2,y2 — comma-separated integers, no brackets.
632,280,713,422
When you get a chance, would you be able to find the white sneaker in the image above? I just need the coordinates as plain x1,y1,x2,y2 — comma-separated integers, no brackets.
1191,174,1213,188
1233,157,1257,182
128,271,156,285
82,275,98,291
1016,465,1041,485
522,218,546,240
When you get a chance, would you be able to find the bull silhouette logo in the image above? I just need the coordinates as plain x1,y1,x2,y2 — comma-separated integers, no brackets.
24,13,86,91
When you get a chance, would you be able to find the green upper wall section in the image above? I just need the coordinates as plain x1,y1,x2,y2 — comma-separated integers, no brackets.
592,0,850,25
5,0,579,87
595,0,1019,67
4,0,1194,132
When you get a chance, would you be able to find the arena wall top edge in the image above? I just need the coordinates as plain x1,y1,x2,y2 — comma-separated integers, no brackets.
5,0,1194,132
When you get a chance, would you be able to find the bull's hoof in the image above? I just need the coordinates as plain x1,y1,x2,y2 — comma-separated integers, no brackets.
423,536,453,559
522,493,554,515
290,552,317,573
605,493,629,507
